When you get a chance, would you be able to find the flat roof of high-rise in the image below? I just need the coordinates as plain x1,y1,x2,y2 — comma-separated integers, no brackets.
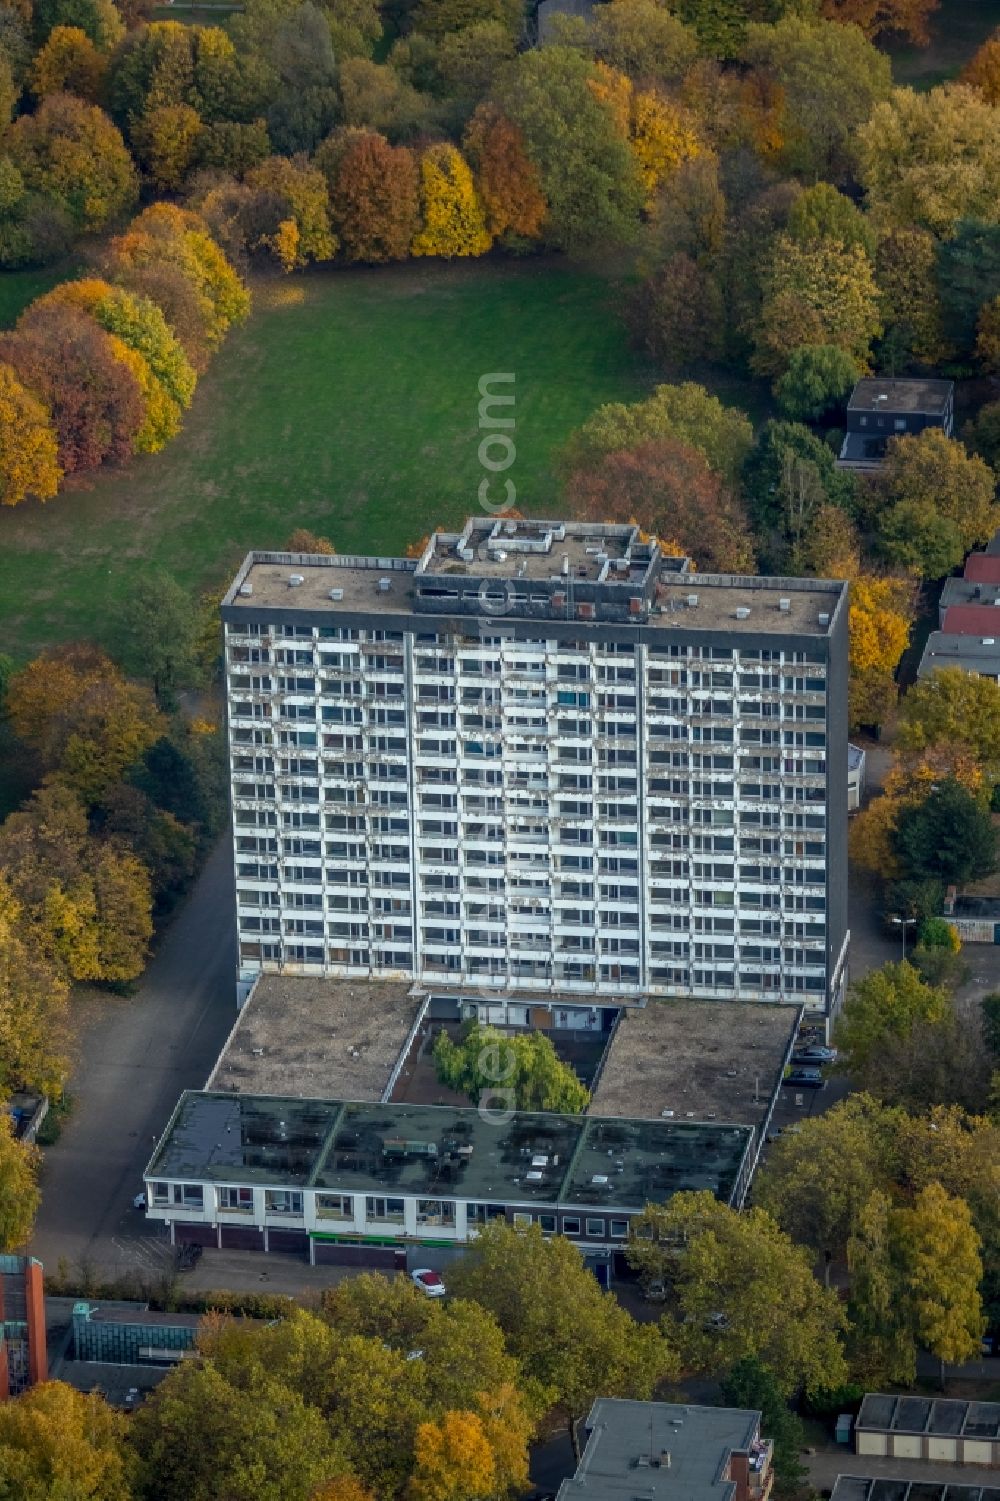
147,1092,753,1210
222,519,846,636
558,1400,762,1501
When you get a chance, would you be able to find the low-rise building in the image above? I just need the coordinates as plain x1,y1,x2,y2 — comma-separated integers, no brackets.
557,1399,774,1501
832,1477,999,1501
0,1254,46,1398
917,634,1000,682
854,1394,1000,1468
837,379,954,471
144,1091,755,1268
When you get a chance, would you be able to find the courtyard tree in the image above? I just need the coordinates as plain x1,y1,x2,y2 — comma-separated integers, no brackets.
892,778,997,888
848,574,915,732
433,1022,590,1113
892,1183,985,1380
0,872,69,1099
563,382,753,485
0,1116,39,1254
719,1359,806,1489
628,1191,847,1396
847,1188,918,1386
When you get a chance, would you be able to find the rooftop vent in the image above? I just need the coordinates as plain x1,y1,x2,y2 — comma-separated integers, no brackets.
459,547,474,563
735,606,751,620
329,588,344,602
288,573,304,587
629,596,643,616
687,593,699,608
378,577,392,593
494,549,507,563
983,638,996,646
552,591,566,609
778,597,791,612
818,611,830,627
578,602,595,620
239,581,253,596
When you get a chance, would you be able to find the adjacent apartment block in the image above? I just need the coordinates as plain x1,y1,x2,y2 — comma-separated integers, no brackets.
557,1399,774,1501
222,519,849,1014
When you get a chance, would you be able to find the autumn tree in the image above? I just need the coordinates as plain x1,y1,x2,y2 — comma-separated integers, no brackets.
796,503,861,580
408,1411,497,1501
936,219,1000,357
433,1021,590,1113
848,574,914,732
0,304,144,474
493,46,643,250
0,361,61,507
893,1183,984,1379
743,16,891,180
872,428,999,579
5,92,138,233
820,0,938,42
565,438,754,572
590,0,698,82
6,643,163,801
337,56,437,137
30,24,106,101
754,1093,903,1279
564,382,753,485
633,252,725,368
128,1357,345,1501
847,1188,917,1386
462,104,546,241
835,961,950,1078
134,102,204,191
0,1115,39,1253
286,528,335,554
244,154,338,270
752,235,881,378
449,1221,674,1458
326,131,419,263
627,1191,847,1397
962,28,1000,104
786,182,876,258
742,420,858,574
0,1381,130,1501
856,84,1000,237
411,143,491,259
893,778,996,888
875,226,949,366
0,873,69,1098
33,0,124,49
897,667,1000,778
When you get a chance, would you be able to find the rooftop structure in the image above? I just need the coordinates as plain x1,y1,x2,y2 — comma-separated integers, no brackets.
207,976,423,1101
221,518,849,1016
591,999,799,1131
557,1400,773,1501
0,1254,46,1399
939,577,1000,620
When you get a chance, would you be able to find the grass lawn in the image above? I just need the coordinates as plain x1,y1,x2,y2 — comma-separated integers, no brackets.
0,257,663,659
0,264,79,329
887,0,1000,88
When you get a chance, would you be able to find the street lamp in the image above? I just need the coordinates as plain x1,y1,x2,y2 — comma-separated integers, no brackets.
889,914,918,960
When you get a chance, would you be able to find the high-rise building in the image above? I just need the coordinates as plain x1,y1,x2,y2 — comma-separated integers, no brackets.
222,519,848,1015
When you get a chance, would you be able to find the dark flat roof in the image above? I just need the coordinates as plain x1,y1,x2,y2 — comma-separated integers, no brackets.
558,1400,761,1501
857,1395,1000,1439
848,378,953,415
146,1092,753,1211
918,633,1000,677
833,1479,1000,1501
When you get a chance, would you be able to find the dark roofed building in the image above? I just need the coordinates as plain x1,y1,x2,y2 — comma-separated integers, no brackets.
557,1400,774,1501
837,378,954,472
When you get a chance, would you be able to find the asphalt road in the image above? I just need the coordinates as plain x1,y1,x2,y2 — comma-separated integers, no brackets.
30,836,237,1280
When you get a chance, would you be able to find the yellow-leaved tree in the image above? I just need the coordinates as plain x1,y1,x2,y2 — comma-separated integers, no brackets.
412,144,492,259
0,361,62,506
848,574,915,732
407,1410,496,1501
630,89,702,205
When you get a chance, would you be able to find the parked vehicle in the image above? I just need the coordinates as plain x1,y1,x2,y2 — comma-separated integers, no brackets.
792,1046,838,1065
784,1066,825,1089
411,1268,446,1298
132,1193,147,1211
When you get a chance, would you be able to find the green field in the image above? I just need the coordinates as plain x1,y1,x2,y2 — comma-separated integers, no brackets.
888,0,1000,89
0,264,79,329
0,258,657,658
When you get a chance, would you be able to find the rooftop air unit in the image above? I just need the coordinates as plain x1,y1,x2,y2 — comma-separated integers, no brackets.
687,594,699,608
735,607,751,620
818,611,830,626
239,582,253,596
378,577,392,592
778,598,791,612
329,588,344,601
459,547,475,563
288,574,304,587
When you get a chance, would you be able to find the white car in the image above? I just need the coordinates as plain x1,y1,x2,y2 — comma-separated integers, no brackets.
411,1268,446,1298
132,1193,147,1211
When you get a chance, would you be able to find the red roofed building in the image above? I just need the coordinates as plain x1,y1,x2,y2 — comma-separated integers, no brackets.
963,554,1000,584
941,605,1000,635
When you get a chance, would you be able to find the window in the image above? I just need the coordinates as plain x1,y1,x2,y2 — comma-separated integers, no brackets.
610,1219,629,1238
467,1203,507,1224
316,1193,353,1221
416,1199,455,1228
172,1184,203,1208
265,1189,303,1216
586,1217,605,1237
538,1214,557,1233
366,1196,405,1223
217,1186,253,1213
562,1216,581,1235
512,1211,532,1227
150,1182,169,1206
